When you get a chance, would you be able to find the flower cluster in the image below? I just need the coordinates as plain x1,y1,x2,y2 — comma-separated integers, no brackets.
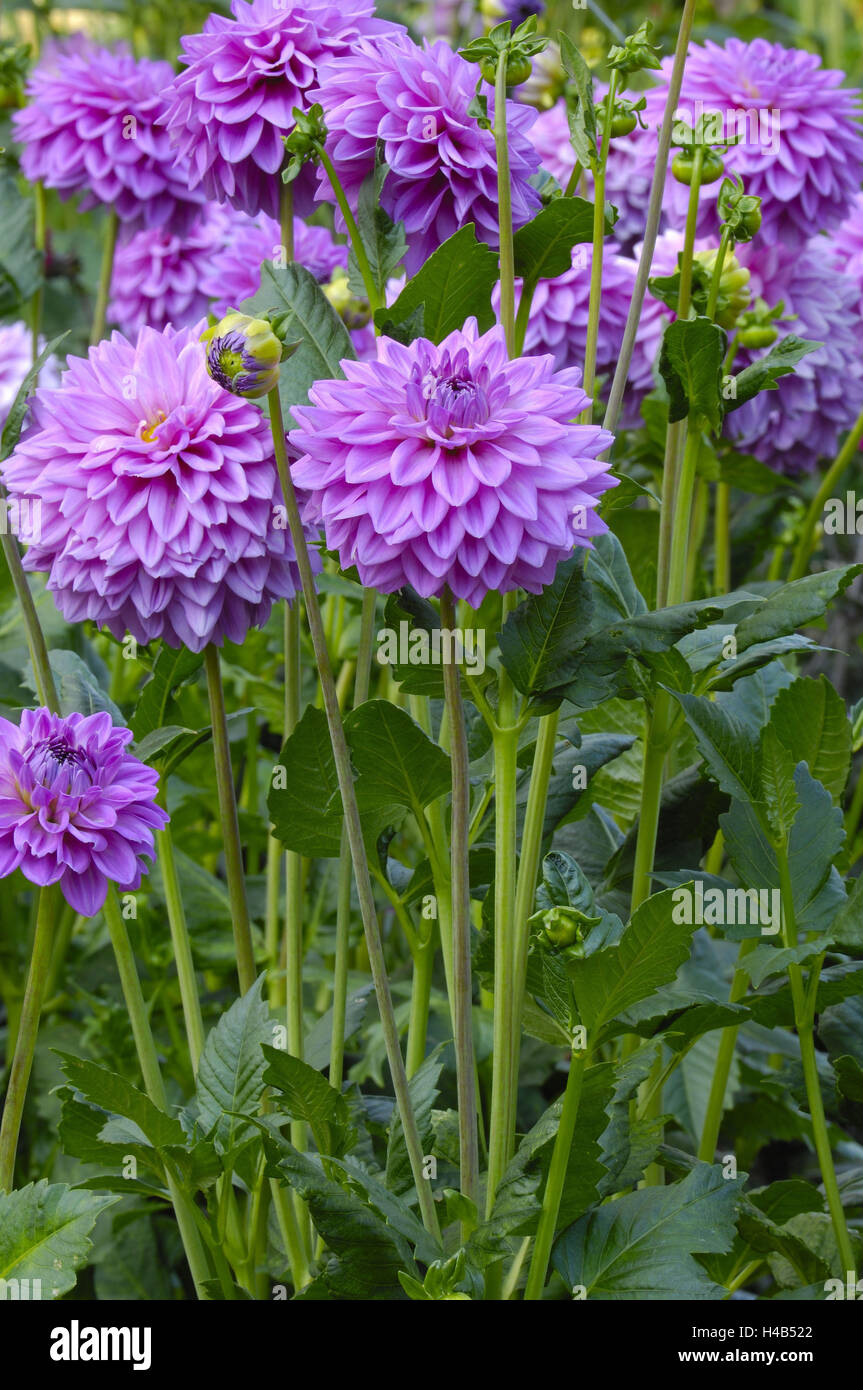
290,321,616,605
0,708,167,916
200,213,347,318
2,323,307,651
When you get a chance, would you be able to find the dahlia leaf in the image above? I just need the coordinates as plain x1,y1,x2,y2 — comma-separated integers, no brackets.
302,985,373,1071
386,1044,448,1196
726,335,823,411
734,565,862,652
348,156,407,301
0,172,42,321
759,724,801,845
23,649,122,723
825,873,863,949
344,699,451,815
0,1181,117,1301
768,675,852,805
658,315,725,428
262,1046,353,1157
512,197,613,284
558,33,599,173
55,1053,186,1150
667,689,763,804
499,552,595,701
0,332,67,462
552,1162,744,1299
130,644,203,739
375,225,498,343
241,262,355,429
195,976,271,1155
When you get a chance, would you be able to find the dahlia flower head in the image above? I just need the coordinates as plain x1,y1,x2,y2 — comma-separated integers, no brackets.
2,322,309,652
200,211,347,319
830,193,863,318
311,35,541,274
0,322,60,429
623,38,863,251
0,708,167,916
290,320,616,606
726,238,863,476
109,206,236,336
160,0,401,221
13,37,205,234
497,243,635,375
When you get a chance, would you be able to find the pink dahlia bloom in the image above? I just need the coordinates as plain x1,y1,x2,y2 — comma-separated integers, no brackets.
0,708,167,916
311,36,541,273
290,321,616,605
160,0,401,221
497,243,635,375
2,323,309,651
108,207,235,336
0,322,60,429
623,39,863,251
200,212,347,318
726,239,863,476
13,37,204,234
830,193,863,317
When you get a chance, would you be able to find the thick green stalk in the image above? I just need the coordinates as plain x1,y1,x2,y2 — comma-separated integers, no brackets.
0,528,59,712
405,938,434,1080
102,889,211,1298
523,1048,588,1300
203,644,256,996
697,937,757,1160
714,482,731,594
0,885,60,1191
266,387,440,1241
283,603,303,1066
330,587,377,1092
90,209,119,347
440,586,479,1223
494,51,516,355
156,820,205,1071
789,403,863,580
666,428,703,608
580,70,618,419
316,147,381,313
31,182,46,368
602,0,698,435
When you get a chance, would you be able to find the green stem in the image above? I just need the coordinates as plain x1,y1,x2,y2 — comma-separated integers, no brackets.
31,182,46,369
789,403,863,580
406,938,434,1079
0,526,59,712
316,146,381,314
440,585,479,1227
562,160,583,199
666,427,703,609
494,51,516,355
265,832,283,1004
602,0,698,435
523,1048,588,1300
0,884,60,1191
676,145,705,321
156,821,205,1071
283,602,303,1066
102,889,211,1298
266,387,440,1242
203,644,256,996
279,178,294,263
89,209,119,347
697,937,757,1161
629,694,673,914
706,225,733,321
513,280,536,357
580,70,618,419
330,588,376,1092
714,481,731,594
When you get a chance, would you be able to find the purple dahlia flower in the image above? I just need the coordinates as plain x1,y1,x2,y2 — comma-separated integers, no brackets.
496,243,635,374
109,207,235,336
13,37,204,234
290,320,616,606
0,708,167,916
160,0,401,221
200,212,347,319
311,36,541,274
623,39,863,251
830,193,863,317
2,322,309,651
0,322,60,428
726,239,863,476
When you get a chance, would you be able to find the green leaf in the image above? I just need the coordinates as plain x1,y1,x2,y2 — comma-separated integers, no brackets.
768,675,852,804
584,531,647,623
552,1162,745,1299
347,157,407,300
0,1182,117,1300
658,316,726,428
568,885,699,1042
749,960,863,1029
375,225,498,343
727,336,823,411
499,553,594,700
23,650,123,723
56,1054,186,1151
512,197,612,284
0,173,42,319
195,977,272,1153
0,334,68,461
303,986,373,1070
345,699,451,814
130,645,203,740
241,261,355,428
558,33,599,172
668,690,762,803
262,1046,352,1156
760,724,800,844
827,875,863,949
735,566,862,652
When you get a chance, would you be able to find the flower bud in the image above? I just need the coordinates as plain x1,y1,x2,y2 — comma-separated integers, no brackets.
201,311,283,398
694,249,751,330
528,904,600,954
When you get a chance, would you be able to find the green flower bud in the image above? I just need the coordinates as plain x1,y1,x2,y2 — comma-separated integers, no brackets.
201,311,284,398
671,147,725,185
607,20,662,76
693,248,751,330
528,904,600,953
